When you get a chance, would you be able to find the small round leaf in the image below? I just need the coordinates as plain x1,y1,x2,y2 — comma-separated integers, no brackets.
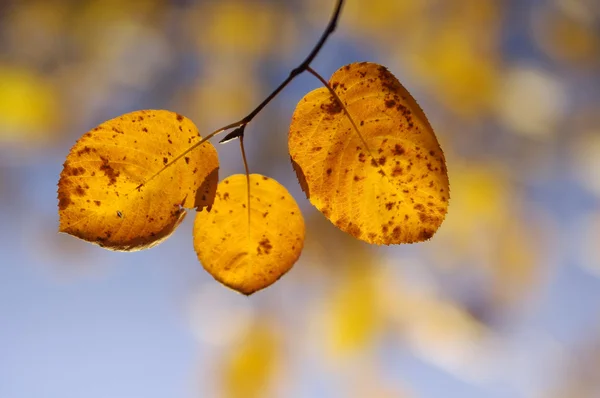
194,174,305,295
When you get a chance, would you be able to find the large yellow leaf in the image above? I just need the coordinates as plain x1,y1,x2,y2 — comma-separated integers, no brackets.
57,110,219,251
194,174,305,295
289,62,449,245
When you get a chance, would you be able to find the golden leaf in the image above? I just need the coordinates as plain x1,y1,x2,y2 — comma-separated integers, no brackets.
194,174,305,295
57,110,219,251
289,62,449,245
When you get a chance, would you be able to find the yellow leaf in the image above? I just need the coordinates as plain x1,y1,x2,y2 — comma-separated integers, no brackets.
194,174,305,295
57,110,219,251
0,65,60,141
219,322,281,398
324,263,383,356
289,62,449,245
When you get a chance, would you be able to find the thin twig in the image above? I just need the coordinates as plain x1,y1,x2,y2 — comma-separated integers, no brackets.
219,0,345,143
137,0,345,189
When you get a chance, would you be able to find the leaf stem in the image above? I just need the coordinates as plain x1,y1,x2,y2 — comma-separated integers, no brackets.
134,125,227,190
305,65,375,156
239,133,252,228
218,0,345,143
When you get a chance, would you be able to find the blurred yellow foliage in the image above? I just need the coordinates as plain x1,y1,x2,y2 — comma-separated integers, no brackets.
324,261,384,356
409,26,500,117
191,1,281,56
3,0,68,65
432,162,510,260
429,160,545,307
533,3,600,67
220,322,281,398
341,0,424,34
0,65,60,143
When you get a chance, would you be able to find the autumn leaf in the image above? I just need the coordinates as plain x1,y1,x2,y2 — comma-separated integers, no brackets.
289,62,449,245
57,110,219,251
194,174,305,295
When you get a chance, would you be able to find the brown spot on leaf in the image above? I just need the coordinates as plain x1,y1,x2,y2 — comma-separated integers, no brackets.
73,167,85,176
392,166,403,176
57,191,73,210
99,157,120,186
392,144,405,155
76,147,96,156
347,222,361,238
419,229,434,240
257,238,273,255
321,95,342,114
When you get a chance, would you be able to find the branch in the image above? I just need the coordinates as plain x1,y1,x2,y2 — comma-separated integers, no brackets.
219,0,345,143
136,0,345,190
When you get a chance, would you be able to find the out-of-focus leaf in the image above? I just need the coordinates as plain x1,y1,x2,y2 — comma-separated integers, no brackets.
0,65,60,143
219,322,281,398
323,262,383,356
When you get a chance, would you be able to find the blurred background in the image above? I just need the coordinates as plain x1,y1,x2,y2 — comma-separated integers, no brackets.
1,0,600,397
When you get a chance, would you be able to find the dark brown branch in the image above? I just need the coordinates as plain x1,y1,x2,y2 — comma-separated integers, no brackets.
219,0,345,143
136,0,345,190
